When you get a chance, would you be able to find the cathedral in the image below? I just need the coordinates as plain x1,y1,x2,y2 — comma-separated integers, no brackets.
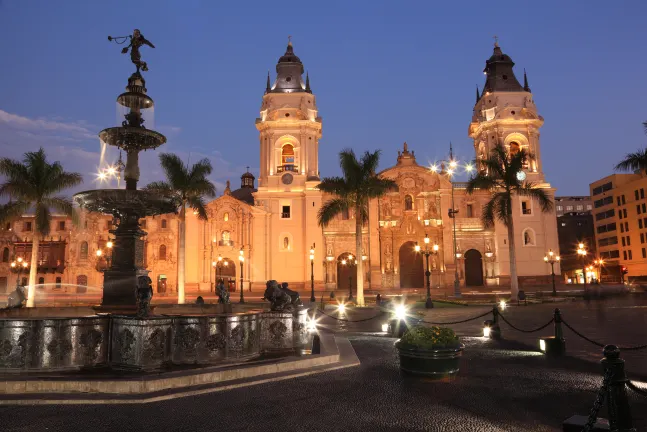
0,41,560,297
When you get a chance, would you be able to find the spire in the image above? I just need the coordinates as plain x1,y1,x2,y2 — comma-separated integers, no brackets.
271,38,306,93
265,71,271,94
305,71,311,93
481,40,524,93
475,85,480,104
224,180,231,195
523,68,531,92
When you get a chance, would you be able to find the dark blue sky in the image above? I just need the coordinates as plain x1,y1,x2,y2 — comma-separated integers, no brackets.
0,0,645,195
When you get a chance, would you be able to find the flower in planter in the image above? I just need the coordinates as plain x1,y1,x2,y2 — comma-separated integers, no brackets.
399,325,461,350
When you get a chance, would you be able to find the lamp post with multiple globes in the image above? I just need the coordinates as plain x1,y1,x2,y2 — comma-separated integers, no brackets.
430,143,473,297
415,234,439,309
10,257,29,288
543,249,560,297
239,247,245,303
592,258,604,284
212,255,228,287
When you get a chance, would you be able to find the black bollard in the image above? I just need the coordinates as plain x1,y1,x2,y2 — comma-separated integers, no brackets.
490,306,502,339
312,333,321,354
602,345,636,431
540,308,566,356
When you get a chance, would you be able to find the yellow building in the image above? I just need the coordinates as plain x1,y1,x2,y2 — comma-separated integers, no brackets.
0,41,560,299
589,173,647,282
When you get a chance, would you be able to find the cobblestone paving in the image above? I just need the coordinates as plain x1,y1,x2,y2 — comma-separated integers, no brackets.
2,296,647,431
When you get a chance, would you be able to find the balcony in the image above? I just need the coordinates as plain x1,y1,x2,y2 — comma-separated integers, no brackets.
277,165,298,173
218,240,235,247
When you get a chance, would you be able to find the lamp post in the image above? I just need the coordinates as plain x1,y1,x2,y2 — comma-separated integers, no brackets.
341,254,356,301
309,244,315,303
593,258,604,284
10,257,28,288
415,234,439,309
576,243,588,290
212,254,224,288
543,249,560,297
431,143,473,297
239,247,245,303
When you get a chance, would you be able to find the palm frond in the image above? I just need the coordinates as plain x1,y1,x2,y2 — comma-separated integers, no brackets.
466,172,500,194
159,153,189,189
0,201,31,224
360,150,381,177
144,181,176,198
42,196,79,225
316,177,350,196
318,197,350,227
363,177,397,198
516,183,554,212
187,196,209,220
188,158,213,183
615,149,647,174
339,149,361,187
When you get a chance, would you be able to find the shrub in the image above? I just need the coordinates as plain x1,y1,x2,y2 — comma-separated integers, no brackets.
400,325,460,349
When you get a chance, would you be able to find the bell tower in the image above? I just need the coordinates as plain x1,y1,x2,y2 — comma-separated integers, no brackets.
253,39,324,288
468,41,545,183
255,39,322,189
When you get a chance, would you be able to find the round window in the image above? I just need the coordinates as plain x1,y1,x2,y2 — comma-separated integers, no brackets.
286,77,292,82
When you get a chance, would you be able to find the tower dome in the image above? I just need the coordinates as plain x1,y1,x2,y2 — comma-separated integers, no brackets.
480,42,524,96
270,39,307,94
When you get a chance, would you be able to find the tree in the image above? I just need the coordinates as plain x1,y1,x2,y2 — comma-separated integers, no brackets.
317,149,396,306
615,121,647,175
145,153,216,304
0,148,82,307
466,145,552,299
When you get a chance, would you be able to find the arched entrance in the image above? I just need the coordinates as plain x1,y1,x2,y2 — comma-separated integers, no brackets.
399,241,424,288
464,249,484,286
336,252,357,292
217,258,237,291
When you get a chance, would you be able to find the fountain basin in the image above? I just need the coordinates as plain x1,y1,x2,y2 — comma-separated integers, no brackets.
74,189,177,217
0,309,309,373
0,316,109,371
99,126,166,152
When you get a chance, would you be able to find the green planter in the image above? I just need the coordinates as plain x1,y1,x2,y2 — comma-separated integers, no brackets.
395,340,465,378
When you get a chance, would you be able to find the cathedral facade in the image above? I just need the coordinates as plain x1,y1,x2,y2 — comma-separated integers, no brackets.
0,41,560,298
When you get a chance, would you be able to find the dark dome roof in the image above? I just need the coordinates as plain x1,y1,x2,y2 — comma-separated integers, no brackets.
278,43,302,64
242,171,255,179
230,187,256,205
480,45,524,96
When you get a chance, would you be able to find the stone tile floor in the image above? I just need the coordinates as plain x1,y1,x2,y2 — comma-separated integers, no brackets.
2,296,647,431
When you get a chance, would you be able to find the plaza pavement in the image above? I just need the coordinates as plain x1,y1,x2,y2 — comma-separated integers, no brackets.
1,295,646,431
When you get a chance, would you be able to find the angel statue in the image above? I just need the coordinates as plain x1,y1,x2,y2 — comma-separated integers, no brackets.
108,29,155,73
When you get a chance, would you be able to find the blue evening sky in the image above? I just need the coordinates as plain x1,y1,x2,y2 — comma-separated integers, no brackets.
0,0,645,196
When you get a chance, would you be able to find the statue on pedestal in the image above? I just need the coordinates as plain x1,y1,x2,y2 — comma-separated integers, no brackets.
216,280,230,304
263,280,301,312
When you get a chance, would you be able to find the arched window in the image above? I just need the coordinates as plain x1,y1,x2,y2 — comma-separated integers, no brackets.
80,242,88,259
2,247,9,263
222,231,231,243
161,219,167,229
76,275,88,294
224,212,229,222
159,245,167,261
281,144,295,171
38,277,44,285
522,228,536,246
404,195,413,211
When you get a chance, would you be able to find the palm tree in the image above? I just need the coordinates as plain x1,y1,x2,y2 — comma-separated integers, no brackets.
466,145,552,299
0,148,82,307
317,149,396,306
615,121,647,175
144,153,216,304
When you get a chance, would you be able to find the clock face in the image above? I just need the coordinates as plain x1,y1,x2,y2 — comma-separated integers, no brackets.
281,173,294,185
516,171,527,181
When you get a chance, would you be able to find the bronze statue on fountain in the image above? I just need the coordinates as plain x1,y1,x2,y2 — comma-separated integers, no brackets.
74,30,175,314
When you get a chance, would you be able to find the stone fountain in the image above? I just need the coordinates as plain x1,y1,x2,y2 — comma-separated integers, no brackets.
0,30,309,373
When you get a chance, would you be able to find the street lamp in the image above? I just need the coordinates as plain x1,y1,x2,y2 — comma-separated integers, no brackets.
431,143,470,297
576,243,588,290
340,254,356,301
415,234,439,309
309,244,315,303
239,247,245,304
543,249,560,297
212,255,224,290
10,257,28,288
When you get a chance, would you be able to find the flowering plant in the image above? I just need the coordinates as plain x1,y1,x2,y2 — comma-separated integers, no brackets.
399,325,460,349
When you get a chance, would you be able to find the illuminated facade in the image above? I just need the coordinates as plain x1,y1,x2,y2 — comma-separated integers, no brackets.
0,42,560,299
